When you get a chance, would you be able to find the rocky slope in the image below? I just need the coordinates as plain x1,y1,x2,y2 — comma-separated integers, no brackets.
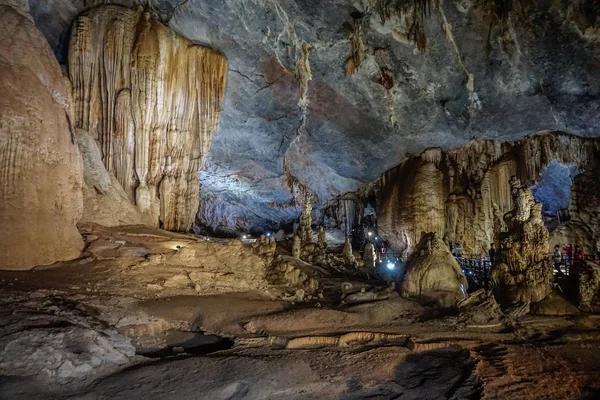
28,0,600,233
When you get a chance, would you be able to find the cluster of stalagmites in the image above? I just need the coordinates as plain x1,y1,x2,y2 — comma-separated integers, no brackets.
490,178,552,305
69,5,227,232
377,133,600,258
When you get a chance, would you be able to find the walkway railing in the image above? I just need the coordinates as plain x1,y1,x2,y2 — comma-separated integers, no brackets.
456,257,491,284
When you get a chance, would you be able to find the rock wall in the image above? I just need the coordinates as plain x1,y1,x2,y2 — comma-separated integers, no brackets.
378,133,600,256
0,0,84,270
68,5,227,231
555,156,600,254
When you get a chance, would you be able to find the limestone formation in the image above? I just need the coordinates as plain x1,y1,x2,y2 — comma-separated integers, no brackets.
317,226,327,250
298,191,313,245
551,158,600,255
0,0,84,270
572,262,600,309
342,238,356,266
490,179,552,305
292,235,301,259
68,5,227,232
75,129,151,227
378,134,600,256
400,233,468,307
363,243,376,269
252,234,277,264
268,256,320,296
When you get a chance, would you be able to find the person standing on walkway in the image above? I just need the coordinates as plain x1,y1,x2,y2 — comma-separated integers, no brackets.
574,246,585,264
488,243,496,265
553,244,563,276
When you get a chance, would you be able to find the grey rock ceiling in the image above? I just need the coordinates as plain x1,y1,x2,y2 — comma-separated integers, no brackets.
30,0,600,232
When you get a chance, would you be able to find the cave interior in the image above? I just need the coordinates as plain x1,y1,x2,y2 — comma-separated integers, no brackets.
2,0,600,399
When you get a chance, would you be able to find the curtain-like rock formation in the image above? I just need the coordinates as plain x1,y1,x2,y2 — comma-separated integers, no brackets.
378,133,600,256
0,0,84,270
68,5,227,231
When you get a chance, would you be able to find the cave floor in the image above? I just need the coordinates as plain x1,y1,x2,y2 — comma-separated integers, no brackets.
1,226,600,399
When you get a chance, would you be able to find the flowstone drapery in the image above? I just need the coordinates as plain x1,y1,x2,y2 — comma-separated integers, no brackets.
0,0,84,270
68,6,227,231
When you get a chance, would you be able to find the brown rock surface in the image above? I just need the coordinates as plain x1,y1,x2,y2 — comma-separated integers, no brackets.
68,5,227,232
0,0,84,270
490,178,552,305
74,129,151,227
378,133,600,256
400,232,468,307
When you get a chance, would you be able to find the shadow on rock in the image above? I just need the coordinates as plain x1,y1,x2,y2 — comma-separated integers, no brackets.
339,346,482,400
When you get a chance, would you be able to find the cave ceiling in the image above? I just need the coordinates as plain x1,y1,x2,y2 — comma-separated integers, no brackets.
30,0,600,232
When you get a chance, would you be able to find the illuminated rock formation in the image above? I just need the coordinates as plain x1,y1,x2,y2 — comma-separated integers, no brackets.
252,234,277,265
363,243,376,269
378,133,600,256
75,129,151,227
298,191,313,245
68,5,227,232
490,179,552,305
400,232,468,307
342,237,356,266
317,226,326,250
0,0,84,270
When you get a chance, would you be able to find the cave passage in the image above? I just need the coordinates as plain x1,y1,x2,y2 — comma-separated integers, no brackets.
532,160,580,217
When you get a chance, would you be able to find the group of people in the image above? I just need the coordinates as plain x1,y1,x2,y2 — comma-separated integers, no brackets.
553,243,586,275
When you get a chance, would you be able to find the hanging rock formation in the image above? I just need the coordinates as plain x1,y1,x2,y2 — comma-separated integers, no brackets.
378,133,600,256
0,0,84,270
490,178,552,305
400,232,468,307
68,5,227,232
26,0,600,233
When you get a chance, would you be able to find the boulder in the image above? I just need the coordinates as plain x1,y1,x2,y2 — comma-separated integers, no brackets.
400,232,468,307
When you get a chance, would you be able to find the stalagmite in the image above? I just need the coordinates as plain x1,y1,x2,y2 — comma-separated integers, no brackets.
298,191,313,245
378,133,600,256
490,178,552,305
400,233,468,307
342,238,356,265
292,235,301,259
68,6,227,231
0,0,84,270
317,226,326,249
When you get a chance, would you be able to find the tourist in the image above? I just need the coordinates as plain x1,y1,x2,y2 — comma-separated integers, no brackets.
488,243,496,265
452,242,463,258
574,246,585,264
563,243,573,263
553,244,563,275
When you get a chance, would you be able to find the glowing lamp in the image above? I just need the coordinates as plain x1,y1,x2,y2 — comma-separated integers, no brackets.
386,262,395,270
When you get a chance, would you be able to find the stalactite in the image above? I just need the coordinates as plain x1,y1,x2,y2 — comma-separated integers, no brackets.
69,5,227,231
377,132,600,256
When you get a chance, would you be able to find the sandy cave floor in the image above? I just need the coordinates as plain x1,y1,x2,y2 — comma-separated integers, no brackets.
1,226,600,399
